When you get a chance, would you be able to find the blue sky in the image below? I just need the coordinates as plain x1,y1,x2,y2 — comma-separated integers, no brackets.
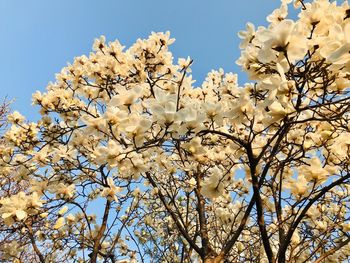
0,0,281,120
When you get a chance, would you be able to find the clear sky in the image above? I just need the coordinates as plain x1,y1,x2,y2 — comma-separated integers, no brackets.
0,0,281,121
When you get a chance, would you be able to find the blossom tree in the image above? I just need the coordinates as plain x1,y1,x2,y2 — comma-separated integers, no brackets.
1,0,350,262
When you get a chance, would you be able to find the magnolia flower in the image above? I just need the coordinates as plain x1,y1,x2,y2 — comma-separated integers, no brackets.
329,133,350,160
8,111,25,124
29,179,48,195
32,146,50,165
81,115,107,132
66,213,76,223
93,140,122,168
104,106,128,126
298,0,332,35
284,175,309,198
50,183,76,199
101,177,121,202
148,87,181,130
227,90,254,124
177,106,205,135
178,56,192,71
109,86,142,108
122,115,152,147
183,137,206,156
151,100,178,127
51,144,77,163
185,177,197,192
93,35,106,51
268,101,288,120
201,167,226,199
301,157,329,183
320,23,350,65
202,102,223,125
258,19,307,63
58,206,69,215
54,217,65,230
267,4,288,24
238,22,256,49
